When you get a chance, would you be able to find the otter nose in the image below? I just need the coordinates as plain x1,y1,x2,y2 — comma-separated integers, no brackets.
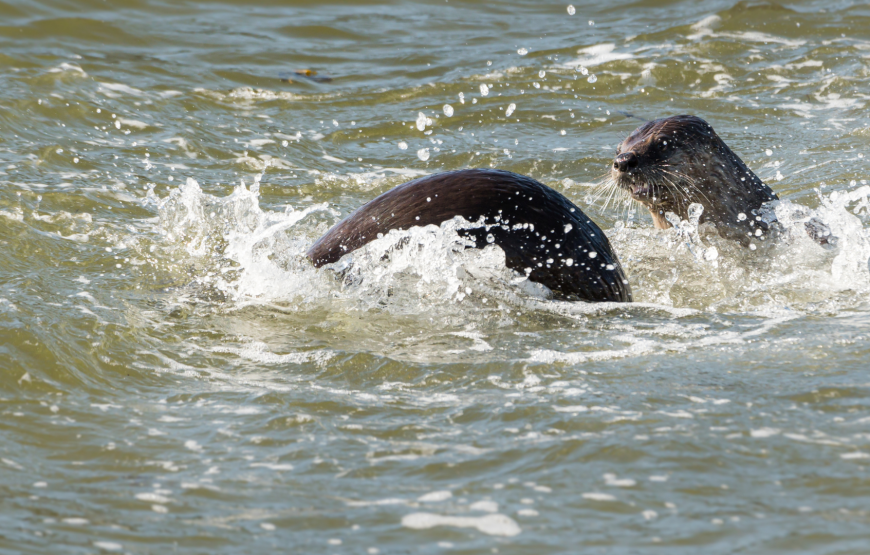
614,152,638,172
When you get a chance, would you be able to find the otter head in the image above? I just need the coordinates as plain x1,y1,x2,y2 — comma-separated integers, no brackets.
611,115,777,240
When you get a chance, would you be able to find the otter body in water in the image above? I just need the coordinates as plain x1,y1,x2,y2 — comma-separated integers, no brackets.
307,169,632,303
611,115,831,245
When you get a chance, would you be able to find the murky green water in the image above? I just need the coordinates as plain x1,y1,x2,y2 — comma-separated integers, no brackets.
2,0,870,553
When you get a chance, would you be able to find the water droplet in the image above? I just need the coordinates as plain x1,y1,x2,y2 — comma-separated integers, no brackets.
417,148,430,161
567,4,575,15
517,48,528,56
458,92,465,104
587,74,598,83
505,103,516,117
564,224,573,233
443,104,454,117
578,66,588,76
560,130,566,136
539,70,546,79
486,234,494,243
565,258,574,266
765,149,773,156
416,112,427,132
588,251,597,258
737,212,747,221
480,84,489,96
398,141,408,150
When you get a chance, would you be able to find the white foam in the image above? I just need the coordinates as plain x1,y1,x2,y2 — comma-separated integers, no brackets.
98,82,145,97
469,500,499,512
2,458,23,470
212,342,332,366
582,493,617,502
687,15,722,40
249,139,276,147
135,493,171,503
48,62,87,76
184,440,203,452
750,428,781,438
603,473,636,487
564,44,632,69
227,87,297,101
723,31,805,48
554,405,588,413
401,512,521,537
418,490,452,502
249,462,294,471
117,118,150,129
345,498,409,507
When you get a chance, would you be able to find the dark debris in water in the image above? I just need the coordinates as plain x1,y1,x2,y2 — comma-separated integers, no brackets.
279,69,334,84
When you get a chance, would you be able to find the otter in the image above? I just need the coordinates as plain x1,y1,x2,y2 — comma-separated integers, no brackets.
307,169,632,303
609,114,831,245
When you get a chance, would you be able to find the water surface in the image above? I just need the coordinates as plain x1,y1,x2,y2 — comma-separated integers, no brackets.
2,0,870,553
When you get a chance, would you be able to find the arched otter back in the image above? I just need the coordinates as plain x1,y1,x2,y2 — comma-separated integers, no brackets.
307,169,632,303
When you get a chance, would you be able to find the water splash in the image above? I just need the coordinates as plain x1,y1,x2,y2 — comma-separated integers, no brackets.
149,174,870,323
611,189,870,312
151,176,328,303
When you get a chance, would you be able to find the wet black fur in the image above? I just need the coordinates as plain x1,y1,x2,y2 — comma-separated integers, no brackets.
307,169,632,303
613,115,779,241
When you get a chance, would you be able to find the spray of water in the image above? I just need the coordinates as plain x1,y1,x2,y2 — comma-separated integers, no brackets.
148,178,870,319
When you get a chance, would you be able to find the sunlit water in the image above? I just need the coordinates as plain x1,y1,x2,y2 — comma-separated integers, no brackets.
2,0,870,553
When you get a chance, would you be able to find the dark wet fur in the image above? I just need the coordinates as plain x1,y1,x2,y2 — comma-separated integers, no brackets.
307,169,632,303
611,115,778,242
608,115,834,246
